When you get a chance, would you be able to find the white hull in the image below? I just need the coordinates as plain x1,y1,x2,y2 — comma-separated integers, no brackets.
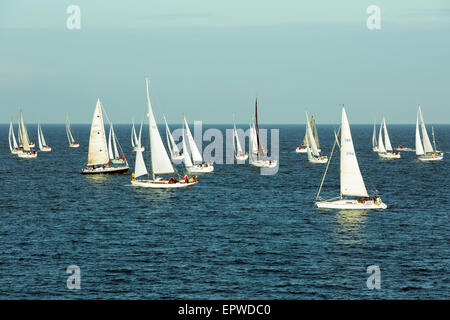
251,159,277,168
39,146,52,152
187,164,214,173
378,152,401,159
133,146,145,152
418,154,444,162
309,156,328,164
395,146,414,152
69,143,80,148
296,147,307,153
316,198,387,210
235,153,249,161
81,165,129,174
131,179,197,188
11,149,21,155
17,152,37,159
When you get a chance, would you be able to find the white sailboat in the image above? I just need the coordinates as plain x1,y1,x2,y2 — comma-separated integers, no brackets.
233,115,248,161
296,115,321,154
164,116,184,161
131,77,198,188
131,119,145,152
81,99,129,174
250,98,277,168
315,106,387,210
107,122,127,165
8,120,21,154
66,113,79,148
182,115,214,173
415,105,443,162
305,112,328,164
17,111,37,158
37,122,52,152
377,117,400,159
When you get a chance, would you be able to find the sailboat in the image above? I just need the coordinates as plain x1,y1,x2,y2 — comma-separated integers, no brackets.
37,122,52,152
108,122,127,165
305,112,328,163
17,111,37,158
415,105,443,162
233,115,248,161
296,115,322,154
131,77,198,188
8,120,21,154
377,117,400,159
164,116,184,161
182,115,214,173
66,113,79,148
372,120,379,152
131,119,145,152
315,106,387,210
250,98,277,168
81,99,129,174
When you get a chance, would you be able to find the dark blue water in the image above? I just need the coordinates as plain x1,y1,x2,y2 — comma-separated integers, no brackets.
0,123,448,299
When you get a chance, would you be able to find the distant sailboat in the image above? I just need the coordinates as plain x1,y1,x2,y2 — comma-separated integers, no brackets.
164,116,183,161
315,105,387,210
81,99,129,174
415,105,443,161
108,122,127,165
233,115,248,161
17,111,37,158
131,119,145,152
8,120,21,154
66,113,79,148
305,112,327,163
182,115,214,173
131,77,198,188
250,98,277,168
37,122,52,152
296,115,321,154
377,117,400,159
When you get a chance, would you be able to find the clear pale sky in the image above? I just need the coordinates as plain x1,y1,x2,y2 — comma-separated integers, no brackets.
0,0,449,124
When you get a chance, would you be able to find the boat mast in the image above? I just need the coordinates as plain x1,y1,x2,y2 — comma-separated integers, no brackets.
432,126,437,152
254,98,263,160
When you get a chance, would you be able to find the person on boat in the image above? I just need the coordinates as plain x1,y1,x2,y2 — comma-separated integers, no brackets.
183,175,189,183
168,177,176,184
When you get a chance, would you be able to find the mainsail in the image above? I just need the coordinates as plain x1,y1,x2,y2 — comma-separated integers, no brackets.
377,122,386,153
66,113,76,145
145,77,174,177
19,112,31,152
183,116,203,164
340,106,369,198
164,116,181,156
305,112,320,157
418,105,433,153
382,117,393,152
415,111,425,156
87,99,109,166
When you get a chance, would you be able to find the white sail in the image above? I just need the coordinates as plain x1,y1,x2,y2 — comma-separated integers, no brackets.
306,112,320,157
87,99,109,166
418,106,433,153
382,117,393,152
134,135,148,178
372,120,377,149
250,124,259,155
66,114,75,144
40,123,47,147
305,127,314,162
340,106,369,198
108,126,114,160
9,120,18,151
38,123,43,150
377,122,386,153
20,112,31,151
112,125,119,159
131,121,137,148
138,119,144,149
415,110,425,155
233,123,243,155
182,122,193,167
18,120,23,146
145,78,174,176
164,116,180,155
183,116,203,163
311,116,320,149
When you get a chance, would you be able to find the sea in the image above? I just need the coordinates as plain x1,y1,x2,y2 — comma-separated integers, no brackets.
0,123,448,299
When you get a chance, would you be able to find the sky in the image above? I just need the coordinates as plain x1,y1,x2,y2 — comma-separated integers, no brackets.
0,0,449,124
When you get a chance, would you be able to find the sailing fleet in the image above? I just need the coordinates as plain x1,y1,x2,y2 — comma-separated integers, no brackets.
6,82,445,209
